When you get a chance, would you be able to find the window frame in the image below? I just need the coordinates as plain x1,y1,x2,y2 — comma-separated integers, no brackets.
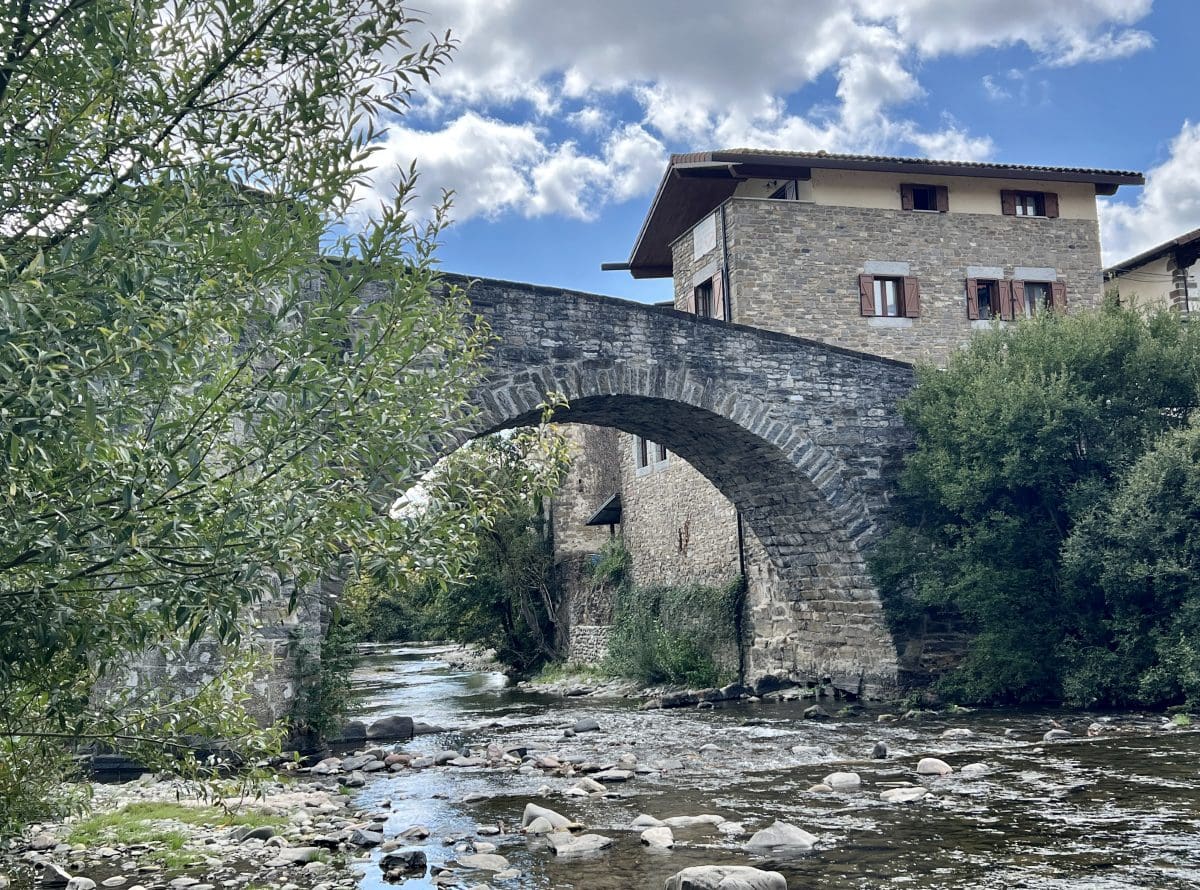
858,273,920,318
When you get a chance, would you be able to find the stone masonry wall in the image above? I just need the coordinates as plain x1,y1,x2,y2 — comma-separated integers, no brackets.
672,198,1103,367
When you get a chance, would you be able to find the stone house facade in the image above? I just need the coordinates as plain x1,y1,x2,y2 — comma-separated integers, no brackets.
559,149,1142,668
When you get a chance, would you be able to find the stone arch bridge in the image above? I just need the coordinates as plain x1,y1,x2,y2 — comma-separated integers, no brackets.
450,275,918,698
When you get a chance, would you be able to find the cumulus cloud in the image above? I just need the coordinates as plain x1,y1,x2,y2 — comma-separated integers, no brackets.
1100,121,1200,266
356,0,1154,224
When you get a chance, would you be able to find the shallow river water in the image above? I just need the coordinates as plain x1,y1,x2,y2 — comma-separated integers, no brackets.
347,643,1200,889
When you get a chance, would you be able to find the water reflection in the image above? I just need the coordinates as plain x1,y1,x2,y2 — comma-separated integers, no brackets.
346,645,1200,889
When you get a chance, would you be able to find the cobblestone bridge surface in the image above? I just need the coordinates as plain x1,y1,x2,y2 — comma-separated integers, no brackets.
451,275,916,696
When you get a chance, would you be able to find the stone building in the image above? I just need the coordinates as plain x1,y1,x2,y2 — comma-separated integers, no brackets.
558,148,1142,669
1105,226,1200,312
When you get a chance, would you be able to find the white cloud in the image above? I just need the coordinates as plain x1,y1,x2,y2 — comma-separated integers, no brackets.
354,0,1154,224
1100,121,1200,266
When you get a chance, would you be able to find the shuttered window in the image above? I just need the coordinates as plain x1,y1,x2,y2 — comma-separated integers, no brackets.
858,274,920,318
901,183,949,213
1000,189,1060,218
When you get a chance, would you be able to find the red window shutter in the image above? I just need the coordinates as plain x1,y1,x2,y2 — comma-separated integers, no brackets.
999,280,1015,320
1051,281,1067,311
935,186,949,213
858,274,876,316
1043,192,1059,218
712,271,726,320
1000,190,1017,216
900,184,915,211
965,278,980,320
1009,280,1025,319
902,277,920,318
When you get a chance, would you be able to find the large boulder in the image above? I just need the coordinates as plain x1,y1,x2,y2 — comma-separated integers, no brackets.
641,827,674,848
822,771,861,790
916,757,953,777
745,820,818,851
665,865,787,889
521,803,572,831
880,786,928,803
366,715,415,740
546,832,613,856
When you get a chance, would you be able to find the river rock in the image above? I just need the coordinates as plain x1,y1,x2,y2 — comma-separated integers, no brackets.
805,784,833,793
1043,729,1072,742
66,880,95,890
916,757,953,776
380,848,427,874
42,865,72,887
448,756,486,768
663,815,724,828
632,814,666,828
745,820,817,851
458,853,510,871
593,768,634,783
340,754,373,771
642,826,675,848
434,750,460,765
941,728,974,740
399,824,430,840
803,705,830,721
665,865,787,889
572,717,601,733
348,829,383,847
822,771,861,790
522,803,572,831
573,777,606,794
276,846,322,864
870,742,888,759
880,786,928,803
232,825,276,842
547,832,613,856
366,715,415,740
959,762,989,778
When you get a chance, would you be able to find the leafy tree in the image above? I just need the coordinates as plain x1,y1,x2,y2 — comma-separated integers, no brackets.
349,428,572,674
0,1,491,831
872,303,1200,704
1061,421,1200,708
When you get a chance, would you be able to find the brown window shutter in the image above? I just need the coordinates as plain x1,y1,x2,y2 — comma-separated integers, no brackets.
965,278,980,320
1051,281,1067,311
1009,280,1025,319
712,271,726,320
683,289,695,314
900,184,914,211
858,274,876,316
935,186,949,213
999,280,1015,320
1043,192,1059,218
902,277,920,318
1000,190,1016,216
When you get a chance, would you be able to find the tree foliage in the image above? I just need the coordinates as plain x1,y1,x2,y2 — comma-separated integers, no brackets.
347,427,572,674
0,0,491,831
872,304,1200,704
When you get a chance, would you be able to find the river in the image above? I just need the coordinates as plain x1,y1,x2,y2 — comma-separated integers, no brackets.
345,643,1200,889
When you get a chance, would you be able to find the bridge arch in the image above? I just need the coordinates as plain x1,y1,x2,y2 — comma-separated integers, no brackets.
449,275,916,696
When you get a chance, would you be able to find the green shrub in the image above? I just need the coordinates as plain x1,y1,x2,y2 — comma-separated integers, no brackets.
871,303,1200,705
605,578,743,687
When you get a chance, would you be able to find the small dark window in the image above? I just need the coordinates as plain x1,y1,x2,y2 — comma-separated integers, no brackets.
1015,192,1045,217
694,279,713,317
636,436,650,470
977,281,997,320
655,442,668,463
770,180,799,200
911,185,937,211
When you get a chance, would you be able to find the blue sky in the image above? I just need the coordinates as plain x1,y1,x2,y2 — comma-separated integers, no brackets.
352,1,1199,304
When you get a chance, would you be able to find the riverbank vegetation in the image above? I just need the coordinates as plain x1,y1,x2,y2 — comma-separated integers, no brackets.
872,301,1200,708
0,1,489,834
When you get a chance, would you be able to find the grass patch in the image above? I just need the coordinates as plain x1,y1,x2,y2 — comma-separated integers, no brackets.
67,802,286,862
531,661,615,684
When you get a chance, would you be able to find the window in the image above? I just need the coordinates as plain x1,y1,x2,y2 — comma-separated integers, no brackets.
966,278,1003,320
634,436,669,473
770,180,799,200
858,274,921,318
1018,281,1051,317
1000,189,1059,218
694,279,713,318
901,183,948,213
690,273,726,320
